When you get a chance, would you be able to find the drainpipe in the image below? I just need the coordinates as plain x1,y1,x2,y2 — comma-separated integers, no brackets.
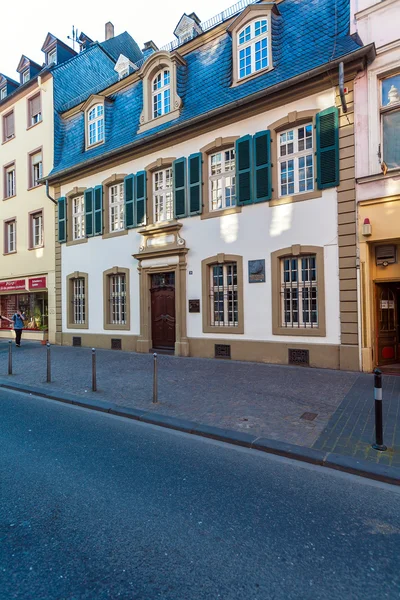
339,62,348,113
45,179,57,205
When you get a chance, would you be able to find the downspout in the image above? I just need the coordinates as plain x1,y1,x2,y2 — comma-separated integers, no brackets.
46,179,57,205
339,62,347,113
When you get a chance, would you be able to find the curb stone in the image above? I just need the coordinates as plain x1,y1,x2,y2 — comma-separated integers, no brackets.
1,379,399,486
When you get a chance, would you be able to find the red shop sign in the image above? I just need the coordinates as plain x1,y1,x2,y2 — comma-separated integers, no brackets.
0,279,26,292
29,277,47,290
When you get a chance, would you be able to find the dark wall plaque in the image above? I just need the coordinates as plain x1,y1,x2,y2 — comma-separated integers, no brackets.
248,259,265,283
189,299,200,313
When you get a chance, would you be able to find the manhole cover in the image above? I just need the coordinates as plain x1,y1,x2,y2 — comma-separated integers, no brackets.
300,412,318,421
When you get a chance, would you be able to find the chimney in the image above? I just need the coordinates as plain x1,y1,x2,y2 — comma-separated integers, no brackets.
105,22,114,41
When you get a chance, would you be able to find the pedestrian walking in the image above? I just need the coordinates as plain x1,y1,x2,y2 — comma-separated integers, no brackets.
10,310,26,347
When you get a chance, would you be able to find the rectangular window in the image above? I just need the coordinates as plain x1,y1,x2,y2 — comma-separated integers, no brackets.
22,70,30,83
153,168,173,222
109,274,126,325
29,150,43,188
30,211,43,248
278,124,314,196
47,48,57,65
4,219,16,254
0,87,6,100
210,263,238,327
381,73,400,170
4,163,16,198
209,148,236,211
72,196,85,240
109,183,124,232
281,255,318,328
73,278,85,324
28,94,42,126
3,111,14,142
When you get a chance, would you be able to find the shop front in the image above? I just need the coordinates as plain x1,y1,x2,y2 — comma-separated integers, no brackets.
0,276,49,342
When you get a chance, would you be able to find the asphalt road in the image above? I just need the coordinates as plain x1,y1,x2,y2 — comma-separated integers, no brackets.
1,390,400,600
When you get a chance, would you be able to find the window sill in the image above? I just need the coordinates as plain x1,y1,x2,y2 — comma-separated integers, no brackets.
66,322,88,330
3,194,16,201
231,65,274,88
102,229,128,240
86,140,105,151
103,322,130,331
26,120,43,131
28,184,43,191
356,167,400,184
269,189,322,207
203,324,244,335
201,206,242,220
3,251,17,256
138,108,180,133
2,136,15,145
272,326,326,337
28,245,44,251
66,237,88,247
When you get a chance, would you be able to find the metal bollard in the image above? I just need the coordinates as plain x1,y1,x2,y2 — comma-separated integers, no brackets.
152,352,158,403
8,341,12,375
372,368,387,451
92,348,97,392
46,342,51,383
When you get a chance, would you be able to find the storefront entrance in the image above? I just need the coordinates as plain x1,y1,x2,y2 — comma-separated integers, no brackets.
151,272,176,351
375,282,400,369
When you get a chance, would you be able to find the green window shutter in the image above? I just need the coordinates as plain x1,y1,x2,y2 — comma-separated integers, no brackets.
135,170,146,226
253,130,272,202
84,188,94,237
316,106,339,189
188,153,202,215
124,174,135,229
58,196,67,243
235,135,253,205
173,157,187,218
93,185,103,236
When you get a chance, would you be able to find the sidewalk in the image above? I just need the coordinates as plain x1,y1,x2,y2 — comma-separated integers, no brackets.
1,341,399,479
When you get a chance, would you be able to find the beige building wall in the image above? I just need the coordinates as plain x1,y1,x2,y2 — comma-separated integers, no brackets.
0,73,56,342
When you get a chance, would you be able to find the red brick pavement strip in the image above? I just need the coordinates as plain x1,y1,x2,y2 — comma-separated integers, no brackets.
1,379,399,486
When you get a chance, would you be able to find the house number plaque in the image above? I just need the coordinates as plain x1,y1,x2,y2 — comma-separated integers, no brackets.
189,299,200,313
248,259,266,283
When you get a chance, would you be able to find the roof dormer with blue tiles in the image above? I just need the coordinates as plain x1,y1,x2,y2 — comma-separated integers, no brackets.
16,55,42,85
48,0,374,181
0,74,19,100
41,33,78,67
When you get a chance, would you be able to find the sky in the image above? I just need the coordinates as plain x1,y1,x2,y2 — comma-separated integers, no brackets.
1,0,235,80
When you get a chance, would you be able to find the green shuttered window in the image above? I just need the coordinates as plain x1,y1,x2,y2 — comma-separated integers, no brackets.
94,185,103,236
135,171,146,226
173,157,187,218
235,135,253,205
58,196,67,243
84,188,94,237
188,153,202,215
124,174,135,229
316,106,339,189
253,130,271,202
236,132,272,204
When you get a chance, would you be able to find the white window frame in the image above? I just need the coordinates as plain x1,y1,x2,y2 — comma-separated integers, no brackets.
109,183,125,232
7,220,16,253
31,152,43,187
47,48,57,65
209,148,236,211
109,274,126,325
22,70,30,83
280,255,318,329
31,212,43,248
237,19,269,80
278,124,314,197
88,104,104,146
380,72,400,172
5,165,15,198
73,278,85,325
72,195,85,240
152,70,171,119
210,262,238,327
153,168,173,223
0,86,6,100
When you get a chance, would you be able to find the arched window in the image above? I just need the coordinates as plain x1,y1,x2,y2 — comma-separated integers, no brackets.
152,70,171,119
237,19,269,80
88,103,104,146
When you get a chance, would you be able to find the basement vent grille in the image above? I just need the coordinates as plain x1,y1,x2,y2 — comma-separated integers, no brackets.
215,344,231,359
72,336,81,347
111,338,122,350
288,348,309,366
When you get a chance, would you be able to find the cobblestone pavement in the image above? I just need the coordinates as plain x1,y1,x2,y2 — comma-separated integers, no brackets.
0,341,359,447
313,372,400,468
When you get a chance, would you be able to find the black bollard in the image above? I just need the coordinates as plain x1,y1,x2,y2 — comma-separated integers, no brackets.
46,342,51,383
372,368,387,451
153,353,158,403
92,348,97,392
8,341,12,375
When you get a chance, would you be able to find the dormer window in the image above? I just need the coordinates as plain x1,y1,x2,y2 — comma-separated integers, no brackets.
238,19,268,79
88,104,104,146
0,87,6,100
47,48,57,65
152,70,171,119
22,70,30,83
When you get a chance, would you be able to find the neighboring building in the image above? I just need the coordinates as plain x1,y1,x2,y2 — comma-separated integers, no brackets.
46,0,373,369
353,0,400,372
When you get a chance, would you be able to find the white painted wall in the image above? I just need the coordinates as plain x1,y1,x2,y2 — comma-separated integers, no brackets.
61,88,341,345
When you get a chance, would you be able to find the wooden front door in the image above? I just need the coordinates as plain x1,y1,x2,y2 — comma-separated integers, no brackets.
151,273,176,350
376,283,399,366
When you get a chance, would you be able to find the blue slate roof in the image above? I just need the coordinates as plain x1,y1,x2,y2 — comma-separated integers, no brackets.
50,0,364,178
100,32,143,65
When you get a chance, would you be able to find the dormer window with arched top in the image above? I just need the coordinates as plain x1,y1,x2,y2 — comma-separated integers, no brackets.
152,69,171,118
139,51,185,133
228,2,278,86
82,95,105,150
